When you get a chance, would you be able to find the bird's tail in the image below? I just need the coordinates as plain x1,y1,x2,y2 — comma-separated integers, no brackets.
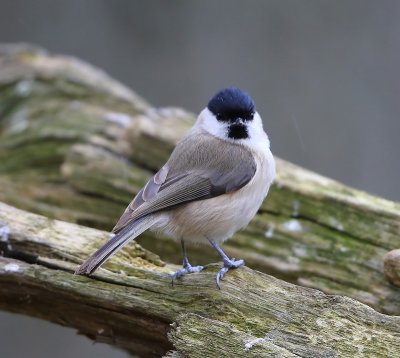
75,215,155,276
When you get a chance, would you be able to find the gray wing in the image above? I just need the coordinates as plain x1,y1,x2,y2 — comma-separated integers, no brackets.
112,133,257,233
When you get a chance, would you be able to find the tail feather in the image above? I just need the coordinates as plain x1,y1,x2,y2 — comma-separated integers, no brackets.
75,215,155,276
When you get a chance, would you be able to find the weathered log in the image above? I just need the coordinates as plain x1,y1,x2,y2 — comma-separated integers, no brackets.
0,44,400,317
384,249,400,288
1,202,400,357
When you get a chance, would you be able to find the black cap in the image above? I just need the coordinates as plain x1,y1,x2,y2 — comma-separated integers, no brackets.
207,87,255,122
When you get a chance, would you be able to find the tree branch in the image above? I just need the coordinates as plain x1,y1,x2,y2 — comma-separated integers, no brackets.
1,44,399,317
1,202,400,357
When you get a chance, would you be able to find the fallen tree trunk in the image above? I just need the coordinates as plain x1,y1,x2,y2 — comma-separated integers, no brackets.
1,202,400,357
1,43,400,357
0,44,400,317
0,45,400,314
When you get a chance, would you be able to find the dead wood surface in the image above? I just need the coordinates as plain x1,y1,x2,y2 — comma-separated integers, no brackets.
1,44,400,356
1,202,400,357
1,44,399,316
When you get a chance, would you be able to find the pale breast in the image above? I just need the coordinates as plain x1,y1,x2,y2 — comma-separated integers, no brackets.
158,145,275,244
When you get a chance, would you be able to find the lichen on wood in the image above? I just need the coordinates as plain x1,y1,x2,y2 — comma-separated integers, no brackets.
1,202,400,357
1,44,399,316
1,44,400,356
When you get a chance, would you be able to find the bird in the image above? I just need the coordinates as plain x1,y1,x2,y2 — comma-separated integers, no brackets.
75,87,276,288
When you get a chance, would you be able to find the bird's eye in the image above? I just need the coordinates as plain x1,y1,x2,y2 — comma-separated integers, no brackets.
216,113,223,121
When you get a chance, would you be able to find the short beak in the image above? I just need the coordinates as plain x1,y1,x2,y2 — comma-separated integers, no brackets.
233,118,245,126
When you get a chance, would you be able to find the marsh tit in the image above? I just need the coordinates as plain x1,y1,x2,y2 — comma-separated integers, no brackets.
76,88,276,288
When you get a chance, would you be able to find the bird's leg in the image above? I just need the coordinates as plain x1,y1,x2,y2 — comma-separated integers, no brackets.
171,240,204,285
208,238,244,289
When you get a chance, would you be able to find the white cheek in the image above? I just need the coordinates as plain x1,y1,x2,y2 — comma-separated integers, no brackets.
252,112,265,131
197,108,269,151
245,113,270,146
198,108,228,140
247,112,264,137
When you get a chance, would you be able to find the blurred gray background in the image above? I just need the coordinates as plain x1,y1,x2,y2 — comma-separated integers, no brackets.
0,0,399,357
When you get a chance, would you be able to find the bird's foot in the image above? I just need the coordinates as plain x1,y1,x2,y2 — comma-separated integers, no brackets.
215,257,244,289
171,263,204,286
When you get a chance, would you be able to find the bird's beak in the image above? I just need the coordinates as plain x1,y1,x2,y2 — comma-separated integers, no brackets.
232,118,245,126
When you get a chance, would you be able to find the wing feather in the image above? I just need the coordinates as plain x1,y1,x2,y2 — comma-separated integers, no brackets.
113,132,257,233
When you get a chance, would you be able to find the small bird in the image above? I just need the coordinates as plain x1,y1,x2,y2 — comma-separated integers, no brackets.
76,88,276,288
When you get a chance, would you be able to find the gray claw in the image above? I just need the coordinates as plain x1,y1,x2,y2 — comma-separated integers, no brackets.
171,264,204,286
215,258,245,289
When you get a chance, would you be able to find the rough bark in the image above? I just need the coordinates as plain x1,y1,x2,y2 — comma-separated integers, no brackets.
1,202,400,358
0,45,400,314
1,44,400,318
384,249,400,288
1,43,400,357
